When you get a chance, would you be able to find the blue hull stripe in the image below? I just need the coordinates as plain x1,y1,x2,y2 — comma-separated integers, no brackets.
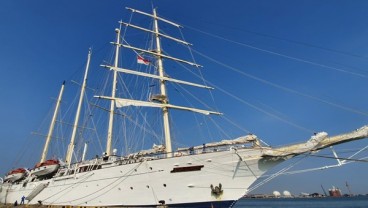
168,200,236,208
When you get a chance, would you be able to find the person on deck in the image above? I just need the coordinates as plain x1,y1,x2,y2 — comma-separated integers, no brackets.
189,146,194,155
21,196,25,204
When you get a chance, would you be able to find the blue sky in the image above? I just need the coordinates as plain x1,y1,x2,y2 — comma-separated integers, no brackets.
1,0,368,195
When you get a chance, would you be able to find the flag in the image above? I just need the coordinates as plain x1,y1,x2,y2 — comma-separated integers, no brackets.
137,56,150,65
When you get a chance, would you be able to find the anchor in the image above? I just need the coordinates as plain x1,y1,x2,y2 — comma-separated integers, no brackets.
210,183,223,197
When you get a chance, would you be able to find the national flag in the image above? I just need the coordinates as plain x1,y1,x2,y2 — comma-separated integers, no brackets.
137,56,150,65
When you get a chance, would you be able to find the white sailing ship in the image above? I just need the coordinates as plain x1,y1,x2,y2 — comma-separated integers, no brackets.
1,7,368,208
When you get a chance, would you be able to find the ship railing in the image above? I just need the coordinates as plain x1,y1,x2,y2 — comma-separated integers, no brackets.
51,143,260,172
113,143,256,159
175,143,260,157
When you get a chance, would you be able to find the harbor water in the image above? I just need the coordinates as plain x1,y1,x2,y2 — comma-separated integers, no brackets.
233,196,368,208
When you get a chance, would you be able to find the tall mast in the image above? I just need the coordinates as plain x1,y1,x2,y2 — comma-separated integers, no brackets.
98,8,221,157
153,8,173,156
106,28,121,156
40,81,65,163
65,49,92,165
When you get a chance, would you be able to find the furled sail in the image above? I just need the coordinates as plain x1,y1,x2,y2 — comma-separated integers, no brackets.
115,97,222,115
263,132,327,157
263,126,368,157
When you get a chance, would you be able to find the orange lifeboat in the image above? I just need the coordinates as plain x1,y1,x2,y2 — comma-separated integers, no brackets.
31,159,60,177
4,168,27,182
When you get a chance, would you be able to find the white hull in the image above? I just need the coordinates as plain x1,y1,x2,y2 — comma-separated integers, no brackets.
0,148,282,206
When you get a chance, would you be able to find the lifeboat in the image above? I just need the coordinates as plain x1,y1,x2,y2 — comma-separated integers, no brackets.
31,159,60,177
4,168,27,182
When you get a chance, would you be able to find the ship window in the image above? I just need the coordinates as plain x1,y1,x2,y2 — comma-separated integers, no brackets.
163,184,166,187
130,187,133,190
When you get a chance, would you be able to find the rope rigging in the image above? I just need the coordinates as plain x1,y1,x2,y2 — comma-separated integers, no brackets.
193,48,368,118
185,24,368,78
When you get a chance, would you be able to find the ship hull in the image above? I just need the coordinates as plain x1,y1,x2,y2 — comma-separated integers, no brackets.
0,148,283,207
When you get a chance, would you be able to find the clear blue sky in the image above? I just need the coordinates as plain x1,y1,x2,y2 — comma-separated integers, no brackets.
1,0,368,195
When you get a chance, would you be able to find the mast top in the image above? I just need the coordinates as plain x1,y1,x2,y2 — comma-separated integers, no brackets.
125,7,182,28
